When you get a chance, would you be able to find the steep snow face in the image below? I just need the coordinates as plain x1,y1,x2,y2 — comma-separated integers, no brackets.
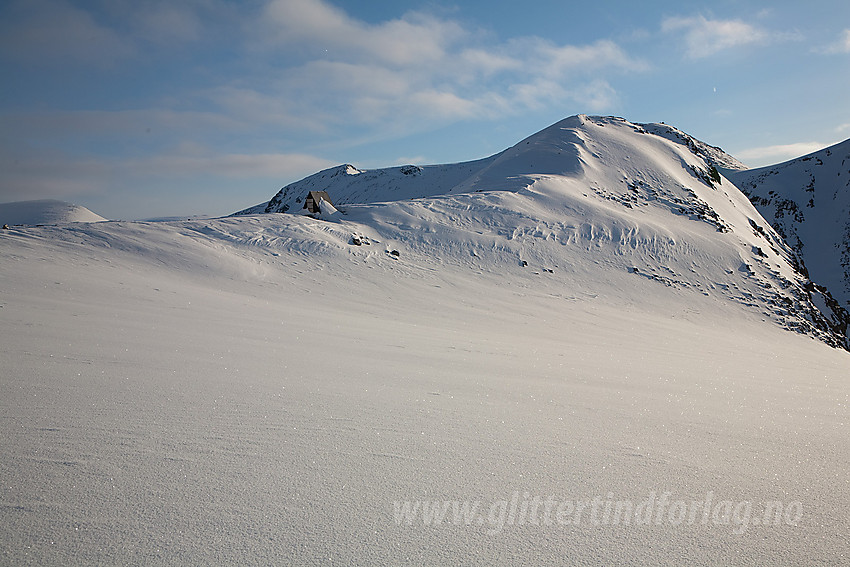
729,139,850,316
0,199,107,225
238,115,848,349
639,122,748,172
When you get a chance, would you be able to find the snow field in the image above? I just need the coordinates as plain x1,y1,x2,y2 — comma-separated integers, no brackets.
1,215,848,565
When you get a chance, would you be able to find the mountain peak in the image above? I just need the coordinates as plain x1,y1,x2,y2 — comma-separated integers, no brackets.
232,116,848,349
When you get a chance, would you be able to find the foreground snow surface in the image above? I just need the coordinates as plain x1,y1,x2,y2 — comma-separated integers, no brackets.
1,215,849,566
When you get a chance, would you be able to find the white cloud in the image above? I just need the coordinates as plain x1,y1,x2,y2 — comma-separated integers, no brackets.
837,123,850,133
536,39,647,75
736,142,826,166
458,49,522,76
662,15,770,59
821,29,850,54
570,80,621,112
261,0,463,66
245,0,646,133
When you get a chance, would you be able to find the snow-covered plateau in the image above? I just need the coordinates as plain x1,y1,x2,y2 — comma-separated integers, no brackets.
1,115,848,565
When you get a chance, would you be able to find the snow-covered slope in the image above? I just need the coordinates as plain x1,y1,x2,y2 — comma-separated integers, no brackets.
0,199,107,226
2,206,849,566
729,140,850,316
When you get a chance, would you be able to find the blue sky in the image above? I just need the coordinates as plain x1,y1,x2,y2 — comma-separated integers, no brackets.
1,0,848,220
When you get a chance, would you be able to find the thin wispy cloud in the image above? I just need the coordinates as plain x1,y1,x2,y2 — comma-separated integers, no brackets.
250,0,645,131
820,29,850,54
136,150,338,180
661,15,791,59
0,143,336,203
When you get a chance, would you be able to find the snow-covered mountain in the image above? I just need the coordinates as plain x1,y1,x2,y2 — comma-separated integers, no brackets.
238,115,847,349
4,116,850,565
238,118,748,216
729,140,850,318
0,199,107,226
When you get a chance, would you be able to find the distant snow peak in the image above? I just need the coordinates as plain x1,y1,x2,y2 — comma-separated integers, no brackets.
0,199,107,226
729,138,850,315
339,164,362,176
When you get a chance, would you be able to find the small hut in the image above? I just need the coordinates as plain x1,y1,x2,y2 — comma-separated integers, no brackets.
303,191,333,214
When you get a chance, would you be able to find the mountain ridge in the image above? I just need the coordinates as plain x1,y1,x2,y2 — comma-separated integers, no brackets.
236,115,748,216
234,115,848,349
